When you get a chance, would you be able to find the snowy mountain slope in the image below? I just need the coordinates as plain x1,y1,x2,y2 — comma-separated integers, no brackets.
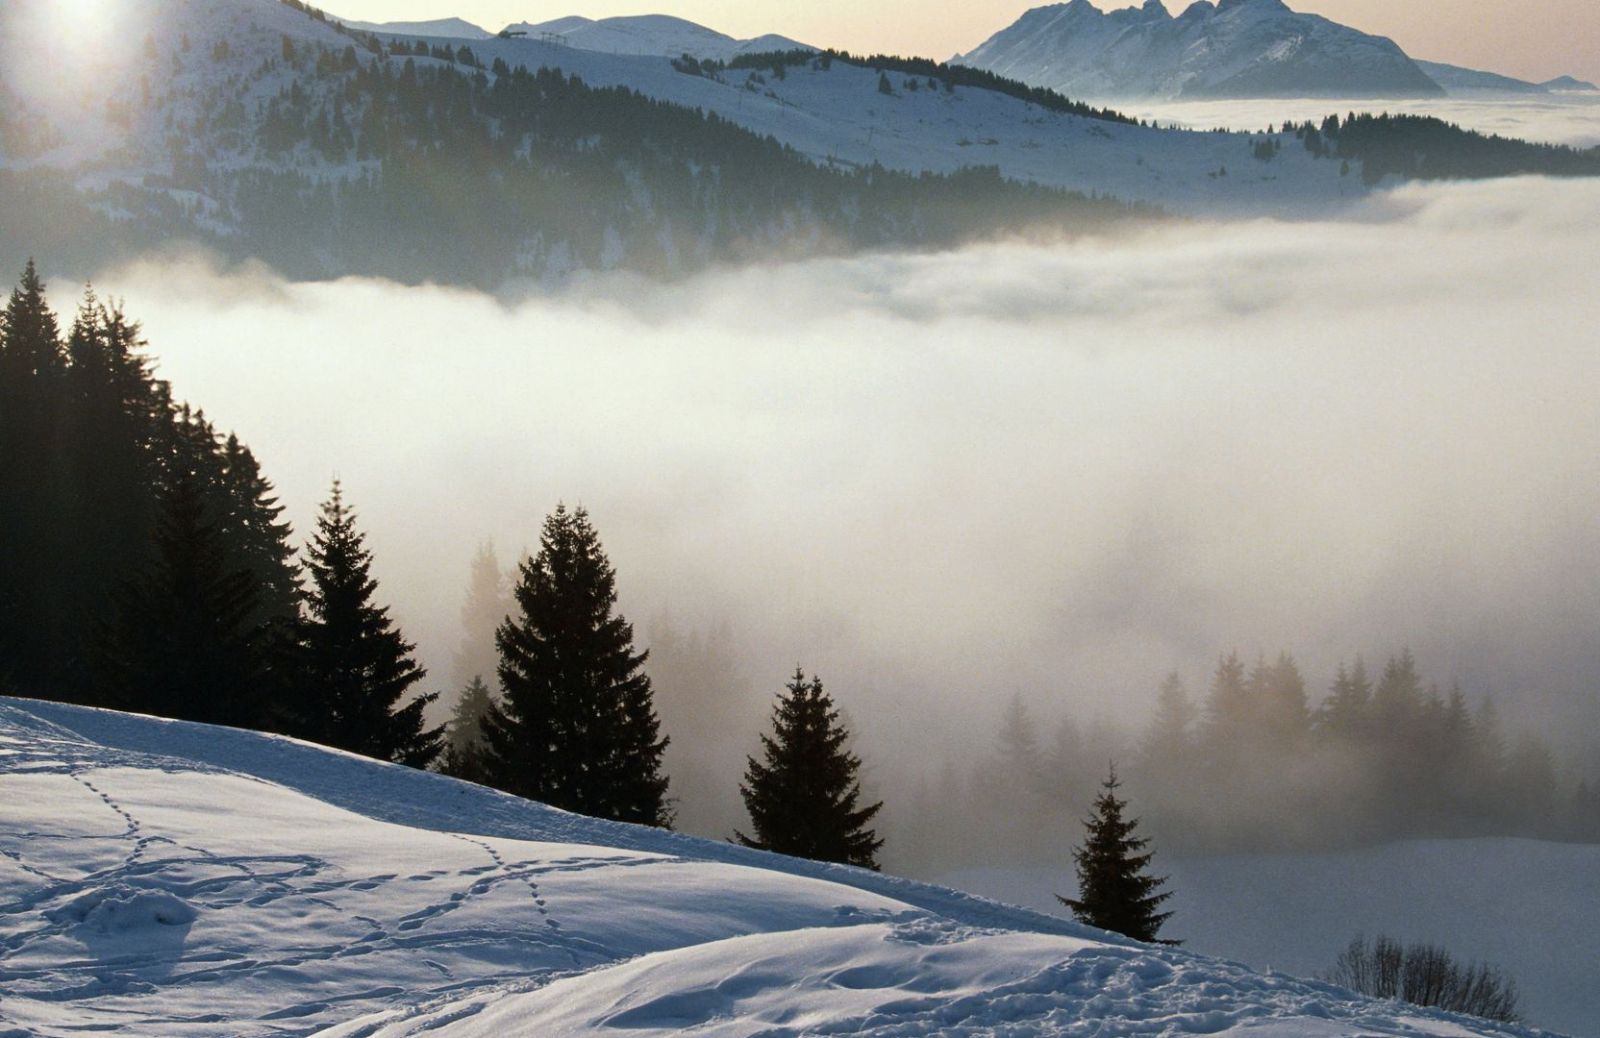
1543,76,1600,93
401,28,1361,218
0,0,1374,265
1414,61,1549,95
0,696,1563,1038
957,0,1444,100
341,17,493,39
4,0,1592,286
499,13,812,62
0,0,354,162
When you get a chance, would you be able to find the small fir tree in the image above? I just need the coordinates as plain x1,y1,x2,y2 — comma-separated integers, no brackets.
1059,765,1176,944
482,504,670,826
451,540,512,690
295,480,442,767
737,668,884,870
440,675,496,783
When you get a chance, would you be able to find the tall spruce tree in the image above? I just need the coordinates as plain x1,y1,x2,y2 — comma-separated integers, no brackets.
294,481,442,767
1058,766,1176,944
216,433,302,630
0,262,69,694
737,668,884,870
61,295,167,601
94,462,269,728
482,504,670,826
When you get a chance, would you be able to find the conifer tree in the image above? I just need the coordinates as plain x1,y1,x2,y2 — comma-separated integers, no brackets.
482,504,670,825
452,540,512,690
1058,766,1176,944
295,481,442,767
94,463,269,728
1374,649,1425,730
1316,657,1373,741
440,675,496,783
1141,672,1196,760
0,262,69,693
1202,651,1250,743
737,668,884,870
216,433,302,629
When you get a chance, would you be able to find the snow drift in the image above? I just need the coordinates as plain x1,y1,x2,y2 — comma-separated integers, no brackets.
0,696,1565,1037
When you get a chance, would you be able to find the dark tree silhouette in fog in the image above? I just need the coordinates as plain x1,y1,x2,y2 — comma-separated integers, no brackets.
738,668,884,870
483,505,670,826
1059,766,1176,945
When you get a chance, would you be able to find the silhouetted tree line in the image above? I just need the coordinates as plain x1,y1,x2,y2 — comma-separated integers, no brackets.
0,264,439,761
901,651,1597,869
719,49,1139,125
1,268,884,865
1302,113,1600,185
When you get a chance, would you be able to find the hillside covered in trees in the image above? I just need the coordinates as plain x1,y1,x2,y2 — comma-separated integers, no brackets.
0,0,1150,288
4,0,1599,288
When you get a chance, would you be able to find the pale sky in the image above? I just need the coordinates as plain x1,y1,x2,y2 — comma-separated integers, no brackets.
326,0,1600,86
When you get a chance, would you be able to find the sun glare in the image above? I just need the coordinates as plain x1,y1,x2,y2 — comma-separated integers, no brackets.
6,0,148,104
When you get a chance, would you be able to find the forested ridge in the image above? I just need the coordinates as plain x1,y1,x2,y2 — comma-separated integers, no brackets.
0,0,1150,288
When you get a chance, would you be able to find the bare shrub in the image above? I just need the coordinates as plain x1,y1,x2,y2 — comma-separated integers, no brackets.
1326,934,1519,1023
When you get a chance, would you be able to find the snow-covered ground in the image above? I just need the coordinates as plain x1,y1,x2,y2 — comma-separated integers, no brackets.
945,840,1600,1038
0,696,1565,1037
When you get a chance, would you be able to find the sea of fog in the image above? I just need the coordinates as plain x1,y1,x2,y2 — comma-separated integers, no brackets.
1113,91,1600,148
84,176,1600,780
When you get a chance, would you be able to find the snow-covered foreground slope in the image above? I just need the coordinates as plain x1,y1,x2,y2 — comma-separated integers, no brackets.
945,840,1600,1038
0,698,1564,1037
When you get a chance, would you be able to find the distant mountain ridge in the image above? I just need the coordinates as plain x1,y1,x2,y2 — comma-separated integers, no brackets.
1417,60,1599,95
335,6,1598,101
3,0,1597,287
956,0,1597,101
342,16,492,39
957,0,1444,100
1543,75,1600,92
502,14,813,62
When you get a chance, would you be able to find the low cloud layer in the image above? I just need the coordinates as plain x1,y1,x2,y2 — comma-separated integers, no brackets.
1117,93,1600,149
89,176,1600,769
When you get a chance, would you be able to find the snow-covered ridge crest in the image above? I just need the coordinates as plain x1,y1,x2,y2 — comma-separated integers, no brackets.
341,16,494,40
957,0,1445,100
500,13,814,62
0,697,1561,1037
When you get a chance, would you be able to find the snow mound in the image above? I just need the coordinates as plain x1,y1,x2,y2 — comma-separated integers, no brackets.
0,697,1561,1038
47,886,198,933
